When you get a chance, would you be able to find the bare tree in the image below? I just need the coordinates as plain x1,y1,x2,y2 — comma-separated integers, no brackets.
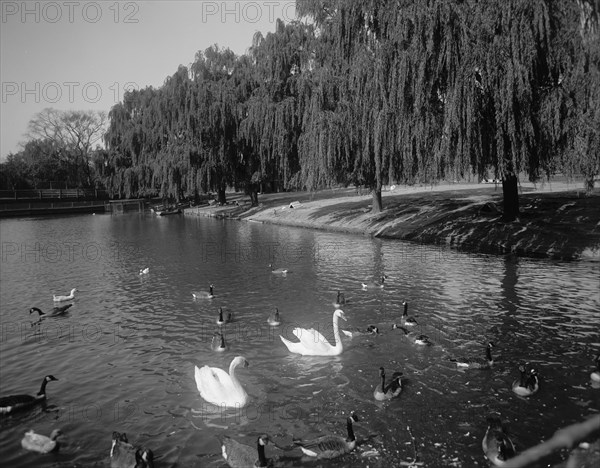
26,108,107,186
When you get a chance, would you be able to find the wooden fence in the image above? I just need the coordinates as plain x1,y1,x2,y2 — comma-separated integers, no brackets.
0,189,108,200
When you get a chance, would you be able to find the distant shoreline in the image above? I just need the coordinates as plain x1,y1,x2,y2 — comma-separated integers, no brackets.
185,181,600,261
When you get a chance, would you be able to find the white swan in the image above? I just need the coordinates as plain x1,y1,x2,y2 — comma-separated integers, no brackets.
280,309,347,356
53,288,77,302
194,356,250,408
139,268,149,275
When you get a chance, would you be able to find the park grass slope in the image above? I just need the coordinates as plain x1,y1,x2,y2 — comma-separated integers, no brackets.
185,184,600,261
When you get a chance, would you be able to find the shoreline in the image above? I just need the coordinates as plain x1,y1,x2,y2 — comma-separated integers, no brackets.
185,181,600,261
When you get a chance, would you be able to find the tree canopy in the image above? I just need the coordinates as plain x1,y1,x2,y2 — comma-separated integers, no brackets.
98,0,598,218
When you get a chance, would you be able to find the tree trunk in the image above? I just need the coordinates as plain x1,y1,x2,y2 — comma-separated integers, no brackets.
584,176,595,194
371,189,383,213
250,189,259,206
501,174,519,221
217,187,227,205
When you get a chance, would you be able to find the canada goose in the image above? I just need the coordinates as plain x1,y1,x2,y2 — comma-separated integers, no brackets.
512,367,539,396
0,375,58,414
280,309,347,356
220,434,274,467
217,307,233,325
195,356,250,408
342,325,380,338
110,431,154,468
211,332,228,352
192,284,214,299
269,264,288,275
53,288,77,302
373,367,402,401
401,302,417,326
334,291,346,308
591,354,600,383
392,324,432,346
294,412,359,459
267,308,281,326
482,417,516,466
451,342,495,369
361,275,386,290
30,304,72,319
21,429,62,453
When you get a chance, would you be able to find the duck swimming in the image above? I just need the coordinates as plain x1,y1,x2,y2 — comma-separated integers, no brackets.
373,367,402,401
53,288,77,302
482,417,516,466
110,431,154,468
220,434,274,468
0,375,58,414
139,268,150,275
21,429,62,453
30,304,72,319
294,412,359,459
280,309,347,356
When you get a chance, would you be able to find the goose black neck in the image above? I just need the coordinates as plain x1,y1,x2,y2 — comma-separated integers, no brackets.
38,378,49,396
380,372,386,391
220,335,225,347
519,369,527,387
218,309,223,321
403,303,408,317
256,439,268,466
486,346,492,361
346,417,356,441
210,286,214,295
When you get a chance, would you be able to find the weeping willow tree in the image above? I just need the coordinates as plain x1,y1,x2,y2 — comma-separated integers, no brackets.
190,46,240,204
238,20,315,205
556,0,600,193
297,0,455,212
299,0,594,218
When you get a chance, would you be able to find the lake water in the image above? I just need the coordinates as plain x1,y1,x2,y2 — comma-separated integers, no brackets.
0,213,599,467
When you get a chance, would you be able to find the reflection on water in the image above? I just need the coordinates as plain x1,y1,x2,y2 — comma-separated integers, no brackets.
0,214,599,467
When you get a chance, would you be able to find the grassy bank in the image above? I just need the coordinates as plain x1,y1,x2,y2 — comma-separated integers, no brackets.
184,181,600,261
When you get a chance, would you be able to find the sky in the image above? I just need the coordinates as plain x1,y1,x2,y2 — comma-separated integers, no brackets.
0,0,297,160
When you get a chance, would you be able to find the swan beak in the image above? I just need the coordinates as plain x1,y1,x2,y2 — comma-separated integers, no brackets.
341,314,347,321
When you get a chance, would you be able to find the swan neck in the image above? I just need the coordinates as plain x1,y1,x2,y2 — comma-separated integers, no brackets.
332,314,343,349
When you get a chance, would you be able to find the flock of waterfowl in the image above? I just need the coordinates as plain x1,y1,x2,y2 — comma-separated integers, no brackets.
2,270,599,467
